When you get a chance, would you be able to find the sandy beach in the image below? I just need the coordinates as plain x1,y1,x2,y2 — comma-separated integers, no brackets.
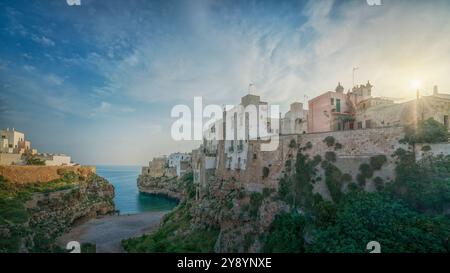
57,211,169,253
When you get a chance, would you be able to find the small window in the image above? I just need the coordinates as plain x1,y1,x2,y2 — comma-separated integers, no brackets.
331,98,334,105
444,115,449,128
357,122,363,129
365,120,372,129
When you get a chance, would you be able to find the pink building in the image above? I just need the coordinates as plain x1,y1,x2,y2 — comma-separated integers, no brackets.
308,82,373,133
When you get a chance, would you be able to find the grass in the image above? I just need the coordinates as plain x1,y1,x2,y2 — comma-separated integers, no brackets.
0,173,81,253
122,201,219,253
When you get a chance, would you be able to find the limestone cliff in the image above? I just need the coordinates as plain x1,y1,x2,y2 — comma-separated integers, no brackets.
137,175,185,200
124,173,289,253
0,168,115,253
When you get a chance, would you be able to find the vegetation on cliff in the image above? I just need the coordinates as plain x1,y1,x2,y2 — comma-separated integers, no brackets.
0,172,115,253
123,173,220,253
401,118,450,145
264,140,450,253
123,129,450,253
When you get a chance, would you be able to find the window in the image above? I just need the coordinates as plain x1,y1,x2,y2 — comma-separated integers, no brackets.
365,120,372,129
444,115,449,128
357,122,363,129
331,98,334,105
336,99,341,112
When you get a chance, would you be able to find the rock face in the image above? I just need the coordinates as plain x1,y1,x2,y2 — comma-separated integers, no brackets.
0,172,115,253
27,175,115,234
190,179,289,253
137,175,184,200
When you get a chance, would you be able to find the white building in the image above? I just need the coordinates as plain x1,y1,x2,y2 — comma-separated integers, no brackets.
281,102,308,135
36,153,72,166
168,152,192,177
1,128,25,153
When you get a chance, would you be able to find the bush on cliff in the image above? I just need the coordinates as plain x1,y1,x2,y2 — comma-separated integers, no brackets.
263,212,306,253
307,192,450,253
388,148,450,213
401,118,449,145
122,201,219,253
25,156,45,166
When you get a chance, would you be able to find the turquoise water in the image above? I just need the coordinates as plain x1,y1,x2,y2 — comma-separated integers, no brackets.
96,165,178,215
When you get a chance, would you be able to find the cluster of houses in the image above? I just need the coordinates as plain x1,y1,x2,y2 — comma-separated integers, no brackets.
142,152,192,178
143,81,450,187
0,128,73,166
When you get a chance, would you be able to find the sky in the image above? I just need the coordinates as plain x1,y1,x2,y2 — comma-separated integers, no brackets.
1,0,450,165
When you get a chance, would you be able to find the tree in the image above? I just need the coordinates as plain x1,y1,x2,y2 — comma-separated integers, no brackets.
402,118,449,145
307,192,450,253
263,212,306,253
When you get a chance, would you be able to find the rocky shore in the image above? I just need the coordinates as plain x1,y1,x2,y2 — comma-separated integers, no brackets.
137,175,185,200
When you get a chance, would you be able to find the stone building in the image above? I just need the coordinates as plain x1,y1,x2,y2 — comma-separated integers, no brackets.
142,153,192,178
280,102,308,135
190,82,450,200
35,154,72,166
168,152,192,177
1,128,26,154
355,86,450,130
307,82,362,133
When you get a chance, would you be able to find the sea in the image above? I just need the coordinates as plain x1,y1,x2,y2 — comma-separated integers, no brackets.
96,165,178,215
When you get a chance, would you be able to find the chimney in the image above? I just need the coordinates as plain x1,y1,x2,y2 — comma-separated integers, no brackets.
433,85,439,95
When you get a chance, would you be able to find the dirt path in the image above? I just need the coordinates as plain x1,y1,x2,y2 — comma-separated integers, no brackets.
57,211,169,253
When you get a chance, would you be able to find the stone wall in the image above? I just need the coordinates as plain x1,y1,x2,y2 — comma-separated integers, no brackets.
214,127,406,196
415,142,450,160
0,153,23,165
0,165,96,184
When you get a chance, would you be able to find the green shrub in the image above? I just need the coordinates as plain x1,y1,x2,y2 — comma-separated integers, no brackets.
249,192,264,218
421,145,431,152
356,173,366,187
263,212,306,253
323,136,335,147
373,177,384,191
262,167,270,179
324,163,343,203
307,192,450,253
342,173,352,183
262,187,274,198
370,155,387,170
401,118,449,145
390,149,450,213
359,163,373,178
25,156,45,166
289,139,297,148
304,142,313,150
325,151,337,162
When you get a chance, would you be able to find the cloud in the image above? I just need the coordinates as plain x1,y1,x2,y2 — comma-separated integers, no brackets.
121,107,135,113
31,34,55,47
23,65,35,72
3,0,450,165
96,101,111,113
66,0,81,6
46,74,64,86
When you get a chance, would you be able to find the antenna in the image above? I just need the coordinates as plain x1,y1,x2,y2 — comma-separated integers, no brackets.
352,67,359,88
248,82,255,94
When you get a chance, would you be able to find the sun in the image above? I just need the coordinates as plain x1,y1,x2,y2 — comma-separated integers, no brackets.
410,79,422,90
